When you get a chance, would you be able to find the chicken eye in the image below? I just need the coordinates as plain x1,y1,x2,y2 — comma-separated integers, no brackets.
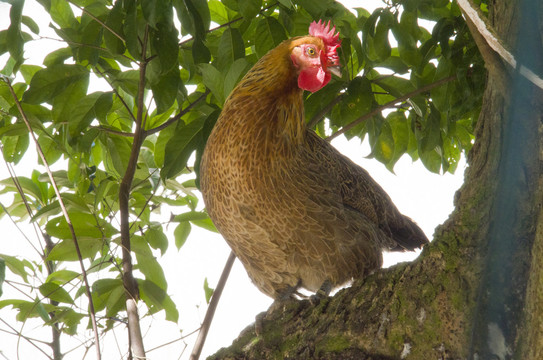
306,46,317,57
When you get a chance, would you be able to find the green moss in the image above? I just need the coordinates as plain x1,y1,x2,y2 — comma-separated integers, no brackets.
315,335,350,354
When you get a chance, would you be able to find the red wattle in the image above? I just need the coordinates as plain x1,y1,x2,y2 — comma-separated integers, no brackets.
298,67,331,93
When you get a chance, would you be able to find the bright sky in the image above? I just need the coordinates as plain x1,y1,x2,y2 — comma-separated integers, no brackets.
0,1,466,359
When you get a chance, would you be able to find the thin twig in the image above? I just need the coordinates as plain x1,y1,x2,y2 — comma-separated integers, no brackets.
68,0,125,43
189,251,236,360
146,327,201,353
143,90,210,136
3,77,102,360
326,75,456,141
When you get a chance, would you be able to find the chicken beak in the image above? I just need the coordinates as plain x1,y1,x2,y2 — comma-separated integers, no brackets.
328,65,341,78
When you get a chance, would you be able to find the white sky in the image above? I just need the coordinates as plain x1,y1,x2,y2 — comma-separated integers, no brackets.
0,1,466,359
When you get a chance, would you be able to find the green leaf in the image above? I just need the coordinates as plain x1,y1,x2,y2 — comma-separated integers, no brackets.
45,212,116,242
22,15,40,35
238,0,262,19
0,175,44,203
19,64,42,84
386,111,410,170
38,134,62,166
373,10,392,61
173,211,209,222
254,17,287,58
149,66,180,115
104,0,126,55
174,221,191,250
142,0,171,28
174,0,210,38
43,47,72,67
69,92,113,139
123,0,141,60
371,120,395,166
51,77,90,124
431,58,455,112
191,218,218,232
203,277,214,304
139,279,179,322
145,224,169,255
151,20,179,74
417,105,444,173
0,299,49,322
2,133,29,164
132,236,167,290
47,307,84,336
39,282,74,305
192,37,211,64
7,0,24,67
330,77,372,129
102,134,132,177
223,58,251,97
199,63,224,103
295,0,332,18
0,254,33,283
46,238,107,261
217,27,245,72
23,64,89,105
50,0,78,28
92,278,124,315
111,70,139,97
46,269,80,283
162,117,205,179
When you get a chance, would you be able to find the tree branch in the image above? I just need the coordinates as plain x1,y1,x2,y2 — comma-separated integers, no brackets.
2,77,102,360
325,75,456,142
189,251,236,360
119,25,149,360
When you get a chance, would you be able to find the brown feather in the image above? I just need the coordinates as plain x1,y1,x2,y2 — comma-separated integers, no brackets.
200,35,428,298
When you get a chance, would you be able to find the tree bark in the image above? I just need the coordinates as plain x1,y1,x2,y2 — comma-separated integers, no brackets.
208,1,543,358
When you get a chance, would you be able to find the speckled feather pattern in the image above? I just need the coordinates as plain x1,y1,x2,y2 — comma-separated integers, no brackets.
200,36,428,298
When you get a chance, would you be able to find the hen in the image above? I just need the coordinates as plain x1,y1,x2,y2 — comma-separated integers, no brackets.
200,20,428,299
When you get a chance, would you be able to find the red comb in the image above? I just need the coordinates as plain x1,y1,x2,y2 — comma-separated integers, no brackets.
309,20,340,47
309,20,341,66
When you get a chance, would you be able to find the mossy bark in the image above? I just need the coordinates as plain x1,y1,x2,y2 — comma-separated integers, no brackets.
208,1,543,358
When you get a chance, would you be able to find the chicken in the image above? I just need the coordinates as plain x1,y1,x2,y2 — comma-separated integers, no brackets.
200,20,428,299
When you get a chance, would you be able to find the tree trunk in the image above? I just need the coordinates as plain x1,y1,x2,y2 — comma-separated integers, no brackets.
208,0,543,358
